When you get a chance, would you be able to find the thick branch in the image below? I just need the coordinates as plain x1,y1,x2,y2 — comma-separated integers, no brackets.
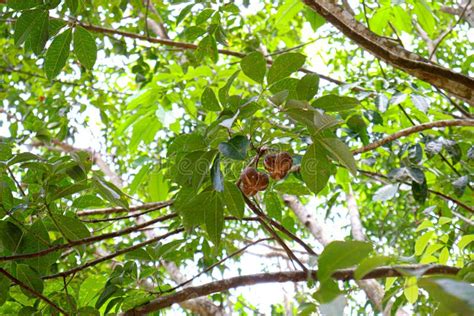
303,0,474,104
123,264,459,315
353,119,474,155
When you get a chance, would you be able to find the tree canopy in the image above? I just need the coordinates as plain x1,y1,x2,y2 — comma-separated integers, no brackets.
0,0,473,315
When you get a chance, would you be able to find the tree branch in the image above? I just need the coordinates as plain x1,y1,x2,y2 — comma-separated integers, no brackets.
0,213,175,262
43,228,184,279
352,119,474,155
302,0,474,104
122,264,459,315
0,268,69,315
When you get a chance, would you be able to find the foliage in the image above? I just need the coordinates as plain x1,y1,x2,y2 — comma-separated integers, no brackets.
0,0,472,315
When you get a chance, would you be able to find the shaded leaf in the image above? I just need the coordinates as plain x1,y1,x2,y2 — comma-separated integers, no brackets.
240,51,266,83
44,28,72,79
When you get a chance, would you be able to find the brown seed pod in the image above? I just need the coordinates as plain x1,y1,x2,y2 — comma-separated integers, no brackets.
239,167,269,196
263,152,293,180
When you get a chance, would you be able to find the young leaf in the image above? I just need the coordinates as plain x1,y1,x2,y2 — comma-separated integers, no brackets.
44,28,72,79
73,25,97,69
267,52,306,84
240,51,266,84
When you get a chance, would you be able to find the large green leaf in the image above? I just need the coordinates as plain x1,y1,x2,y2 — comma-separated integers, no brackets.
219,70,240,106
0,274,9,306
240,51,266,83
318,137,357,175
44,28,72,79
172,150,216,189
53,213,91,241
93,176,129,209
267,53,305,84
204,192,224,245
14,9,48,51
315,241,372,303
301,144,335,194
419,277,474,315
354,255,393,280
73,26,97,69
222,181,245,218
296,73,319,101
7,0,43,10
16,264,44,297
218,135,249,160
201,87,221,111
0,221,23,253
312,95,359,112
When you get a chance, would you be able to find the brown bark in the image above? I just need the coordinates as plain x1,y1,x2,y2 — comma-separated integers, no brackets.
122,264,459,315
302,0,474,105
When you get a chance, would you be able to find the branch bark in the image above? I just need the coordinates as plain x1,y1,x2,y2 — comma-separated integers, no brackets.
302,0,474,104
352,119,474,155
122,264,459,315
0,268,69,315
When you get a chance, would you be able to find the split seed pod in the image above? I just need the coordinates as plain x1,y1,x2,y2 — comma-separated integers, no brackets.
263,152,293,180
239,167,269,196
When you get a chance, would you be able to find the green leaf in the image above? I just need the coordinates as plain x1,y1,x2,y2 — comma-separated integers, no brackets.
148,171,169,201
285,101,340,133
211,155,224,192
177,190,209,227
419,277,474,315
50,182,89,201
201,87,221,111
0,274,9,306
267,53,306,84
316,241,372,302
93,176,129,209
53,213,90,241
16,264,44,297
196,35,218,63
95,285,119,309
415,231,434,256
413,1,435,36
264,191,282,221
204,192,224,245
273,0,304,30
72,195,104,209
0,221,23,253
14,9,48,50
404,276,419,304
219,70,240,106
73,26,97,69
318,137,357,175
7,152,40,166
172,150,216,189
0,182,14,211
222,181,245,218
301,143,335,194
312,95,359,112
176,3,194,25
44,28,72,79
304,8,325,31
7,0,42,10
240,51,266,84
296,73,319,101
65,0,78,14
129,164,152,195
458,235,474,252
28,10,49,55
354,255,393,280
218,135,249,160
318,241,373,281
